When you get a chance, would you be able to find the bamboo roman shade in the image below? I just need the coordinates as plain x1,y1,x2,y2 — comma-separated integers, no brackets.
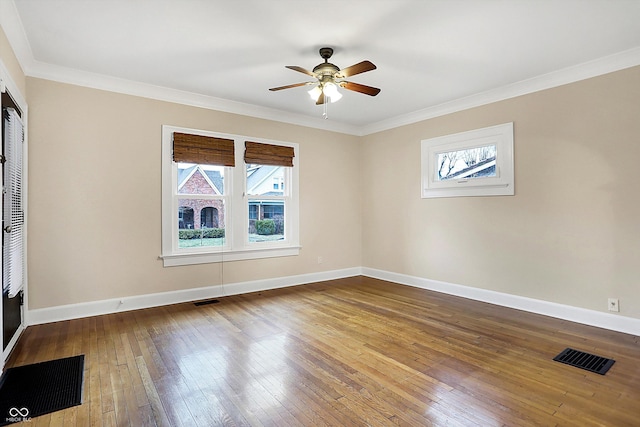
244,141,295,167
173,132,235,166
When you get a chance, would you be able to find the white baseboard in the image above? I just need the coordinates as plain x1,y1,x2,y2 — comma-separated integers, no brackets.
362,267,640,336
26,267,362,325
26,266,639,337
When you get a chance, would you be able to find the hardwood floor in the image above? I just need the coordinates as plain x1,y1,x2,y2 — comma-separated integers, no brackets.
5,276,640,426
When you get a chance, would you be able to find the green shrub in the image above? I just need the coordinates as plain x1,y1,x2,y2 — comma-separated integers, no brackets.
255,219,275,235
179,228,225,239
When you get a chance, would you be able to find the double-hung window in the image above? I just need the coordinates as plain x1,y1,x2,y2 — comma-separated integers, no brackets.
161,126,299,267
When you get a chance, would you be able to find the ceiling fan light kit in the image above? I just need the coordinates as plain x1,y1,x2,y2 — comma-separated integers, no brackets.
323,82,342,101
307,85,323,101
270,47,380,117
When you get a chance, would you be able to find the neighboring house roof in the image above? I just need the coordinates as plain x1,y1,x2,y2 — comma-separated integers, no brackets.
178,165,223,194
246,165,282,195
203,170,224,194
445,156,496,180
178,164,279,196
177,165,197,187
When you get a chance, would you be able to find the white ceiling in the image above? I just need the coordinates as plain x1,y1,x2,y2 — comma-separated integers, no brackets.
3,0,640,135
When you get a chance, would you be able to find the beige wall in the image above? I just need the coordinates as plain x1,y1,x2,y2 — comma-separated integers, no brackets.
17,48,640,321
0,24,26,101
362,66,640,319
26,78,362,309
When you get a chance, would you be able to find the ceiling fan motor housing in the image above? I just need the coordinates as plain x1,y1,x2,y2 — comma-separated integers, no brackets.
313,62,340,76
314,47,340,78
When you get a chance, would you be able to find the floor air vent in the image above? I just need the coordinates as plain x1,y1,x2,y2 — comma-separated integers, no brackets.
194,299,220,306
553,348,615,375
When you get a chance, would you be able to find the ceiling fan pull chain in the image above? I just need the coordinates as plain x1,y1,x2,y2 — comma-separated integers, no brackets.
323,98,328,119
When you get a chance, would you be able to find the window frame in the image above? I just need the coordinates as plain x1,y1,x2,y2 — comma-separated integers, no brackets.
421,122,514,198
161,125,300,267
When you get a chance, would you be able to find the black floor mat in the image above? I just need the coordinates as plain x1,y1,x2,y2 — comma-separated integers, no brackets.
553,348,615,375
0,355,84,425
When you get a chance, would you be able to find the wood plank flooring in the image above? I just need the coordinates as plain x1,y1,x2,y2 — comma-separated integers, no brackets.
5,276,640,426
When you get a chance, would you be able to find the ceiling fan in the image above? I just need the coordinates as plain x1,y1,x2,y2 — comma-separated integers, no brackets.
269,47,381,105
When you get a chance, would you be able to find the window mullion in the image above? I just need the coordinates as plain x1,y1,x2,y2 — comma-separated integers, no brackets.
229,138,245,251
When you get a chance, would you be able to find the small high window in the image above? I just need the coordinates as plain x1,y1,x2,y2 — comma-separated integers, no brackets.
421,122,514,198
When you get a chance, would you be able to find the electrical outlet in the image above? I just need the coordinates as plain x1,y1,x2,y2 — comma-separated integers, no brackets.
317,256,323,264
608,298,619,312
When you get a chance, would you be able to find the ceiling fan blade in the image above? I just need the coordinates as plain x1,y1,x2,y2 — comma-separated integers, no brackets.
338,60,376,78
340,81,381,96
316,92,326,105
285,65,316,77
269,82,311,91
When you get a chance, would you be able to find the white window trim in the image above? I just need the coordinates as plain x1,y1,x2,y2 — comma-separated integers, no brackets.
160,125,300,267
421,122,514,198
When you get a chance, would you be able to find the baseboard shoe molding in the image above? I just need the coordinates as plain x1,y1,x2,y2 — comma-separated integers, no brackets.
26,267,362,326
362,267,640,336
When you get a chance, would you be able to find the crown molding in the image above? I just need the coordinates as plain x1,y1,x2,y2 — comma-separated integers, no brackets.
25,60,362,135
0,0,361,135
3,0,640,137
360,46,640,135
0,0,35,73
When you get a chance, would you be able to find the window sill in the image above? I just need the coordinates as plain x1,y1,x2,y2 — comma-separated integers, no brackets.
422,182,512,198
160,245,301,267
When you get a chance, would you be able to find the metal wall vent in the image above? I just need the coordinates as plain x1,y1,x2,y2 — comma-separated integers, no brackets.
194,299,220,306
553,348,615,375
